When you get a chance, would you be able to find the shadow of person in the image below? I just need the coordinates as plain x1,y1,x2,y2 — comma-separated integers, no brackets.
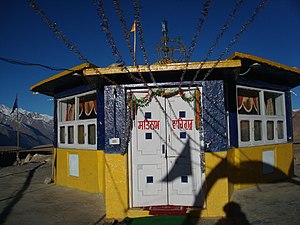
215,202,250,225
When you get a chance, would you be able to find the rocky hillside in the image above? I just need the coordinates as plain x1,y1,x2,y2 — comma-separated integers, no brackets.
293,110,300,143
0,104,53,149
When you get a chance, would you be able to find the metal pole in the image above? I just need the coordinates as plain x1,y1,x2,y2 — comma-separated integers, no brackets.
16,94,20,164
133,21,137,66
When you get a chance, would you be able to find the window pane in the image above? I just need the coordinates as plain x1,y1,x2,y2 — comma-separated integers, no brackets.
60,126,65,144
277,121,284,139
59,98,75,122
88,124,96,145
68,126,74,144
240,120,250,142
180,132,187,139
145,133,152,140
78,125,85,144
254,120,262,141
179,111,186,118
267,121,274,140
144,112,151,119
264,92,283,116
237,88,260,115
79,93,97,120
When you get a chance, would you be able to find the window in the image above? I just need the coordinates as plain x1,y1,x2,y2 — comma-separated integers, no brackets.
88,124,96,144
237,89,260,115
240,120,250,142
59,98,75,122
78,95,97,120
57,91,97,149
78,125,84,144
266,121,274,140
68,126,74,144
277,121,284,139
264,92,284,116
60,127,65,144
254,120,262,141
237,86,286,147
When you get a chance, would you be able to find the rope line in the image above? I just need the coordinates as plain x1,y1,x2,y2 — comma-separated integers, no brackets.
94,0,144,83
190,0,269,87
0,56,74,71
179,0,213,87
26,0,118,86
184,0,244,89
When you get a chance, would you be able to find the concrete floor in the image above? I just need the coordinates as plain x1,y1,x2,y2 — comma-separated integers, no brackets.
0,162,105,225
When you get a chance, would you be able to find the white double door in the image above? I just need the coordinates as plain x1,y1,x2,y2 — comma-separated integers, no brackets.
131,89,203,207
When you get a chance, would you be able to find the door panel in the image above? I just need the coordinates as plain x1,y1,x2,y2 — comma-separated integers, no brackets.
131,92,167,207
166,93,202,206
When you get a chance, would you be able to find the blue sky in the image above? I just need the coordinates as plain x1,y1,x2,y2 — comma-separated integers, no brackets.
1,0,300,116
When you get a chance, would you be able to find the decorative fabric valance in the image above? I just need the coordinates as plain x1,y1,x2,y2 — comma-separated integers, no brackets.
79,100,97,119
237,96,259,114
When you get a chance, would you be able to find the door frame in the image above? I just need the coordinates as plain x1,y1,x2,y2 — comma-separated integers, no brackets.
127,87,206,208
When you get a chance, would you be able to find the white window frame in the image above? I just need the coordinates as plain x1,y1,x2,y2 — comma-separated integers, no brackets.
57,90,97,150
237,86,286,147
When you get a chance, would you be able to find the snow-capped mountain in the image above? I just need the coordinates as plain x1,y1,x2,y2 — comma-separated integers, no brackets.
0,104,54,149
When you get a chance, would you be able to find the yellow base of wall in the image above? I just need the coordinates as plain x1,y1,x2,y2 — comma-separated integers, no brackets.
54,148,105,193
127,208,150,218
228,143,294,190
104,154,129,220
200,151,229,218
193,143,294,218
53,143,294,221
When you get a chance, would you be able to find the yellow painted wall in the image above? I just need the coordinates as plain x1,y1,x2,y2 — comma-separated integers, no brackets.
227,148,235,199
200,151,229,217
53,143,294,220
228,143,294,190
105,154,129,221
192,143,294,218
54,148,105,193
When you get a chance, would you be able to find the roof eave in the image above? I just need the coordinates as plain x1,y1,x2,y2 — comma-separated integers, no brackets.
228,52,300,75
30,63,93,96
83,60,241,77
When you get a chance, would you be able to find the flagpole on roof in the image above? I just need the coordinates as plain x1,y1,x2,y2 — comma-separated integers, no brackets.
130,20,137,66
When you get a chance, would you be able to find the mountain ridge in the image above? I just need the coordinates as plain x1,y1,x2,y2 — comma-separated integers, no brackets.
293,109,300,143
0,104,53,149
